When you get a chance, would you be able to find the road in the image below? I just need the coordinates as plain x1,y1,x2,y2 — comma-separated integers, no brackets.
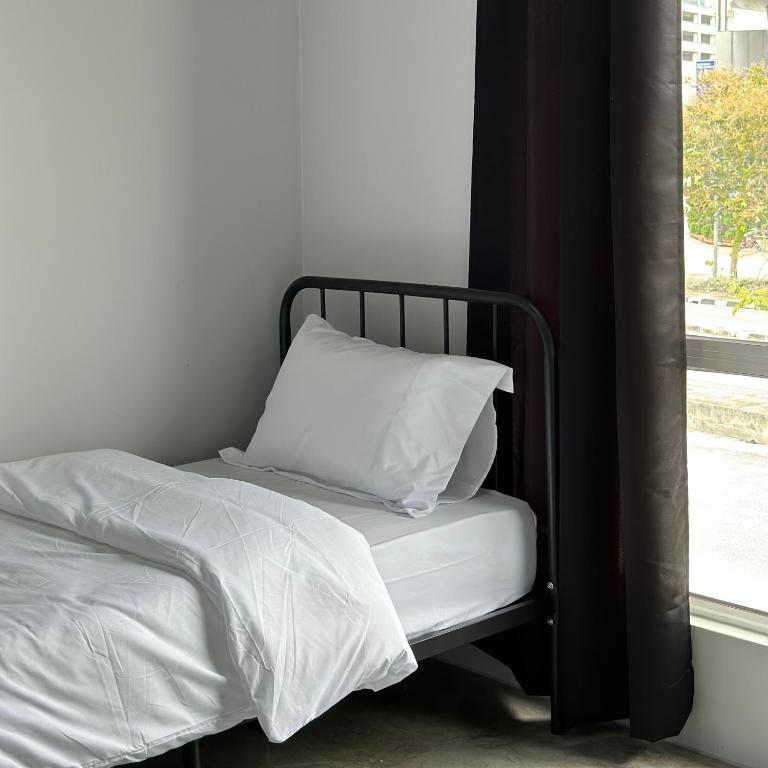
688,430,768,613
686,302,768,339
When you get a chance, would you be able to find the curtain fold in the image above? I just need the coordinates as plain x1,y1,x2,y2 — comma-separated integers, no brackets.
609,0,694,740
468,0,693,740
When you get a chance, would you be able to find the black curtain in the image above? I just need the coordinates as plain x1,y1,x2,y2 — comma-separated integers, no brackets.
468,0,694,741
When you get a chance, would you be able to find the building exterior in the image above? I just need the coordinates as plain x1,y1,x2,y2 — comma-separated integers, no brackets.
681,0,767,99
718,28,768,68
682,0,719,99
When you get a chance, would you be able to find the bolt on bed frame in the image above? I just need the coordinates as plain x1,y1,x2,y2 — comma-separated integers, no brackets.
181,275,561,768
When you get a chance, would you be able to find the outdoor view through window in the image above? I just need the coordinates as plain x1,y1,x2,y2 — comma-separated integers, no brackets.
682,0,768,613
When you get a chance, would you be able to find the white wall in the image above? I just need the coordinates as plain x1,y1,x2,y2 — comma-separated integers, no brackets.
299,0,477,350
672,614,768,768
0,0,301,465
0,0,476,460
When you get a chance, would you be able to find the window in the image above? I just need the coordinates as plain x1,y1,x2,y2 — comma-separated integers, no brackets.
701,13,715,24
682,7,768,614
683,11,697,23
683,30,697,43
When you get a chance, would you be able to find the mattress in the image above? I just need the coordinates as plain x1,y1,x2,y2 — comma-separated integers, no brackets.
179,458,538,641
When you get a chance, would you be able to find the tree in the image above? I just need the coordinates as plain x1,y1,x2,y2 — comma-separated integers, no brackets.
683,62,768,278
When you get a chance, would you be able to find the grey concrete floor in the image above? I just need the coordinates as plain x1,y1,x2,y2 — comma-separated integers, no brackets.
146,659,730,768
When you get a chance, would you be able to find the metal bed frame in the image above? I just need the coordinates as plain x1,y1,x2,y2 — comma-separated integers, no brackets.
181,275,560,767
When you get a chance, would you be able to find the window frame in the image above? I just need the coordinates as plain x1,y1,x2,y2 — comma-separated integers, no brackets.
687,336,768,378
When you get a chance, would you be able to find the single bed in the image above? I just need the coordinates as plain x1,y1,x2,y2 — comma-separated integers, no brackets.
178,459,538,643
0,276,559,768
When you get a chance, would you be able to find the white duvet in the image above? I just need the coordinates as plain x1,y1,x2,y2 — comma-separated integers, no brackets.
0,450,416,768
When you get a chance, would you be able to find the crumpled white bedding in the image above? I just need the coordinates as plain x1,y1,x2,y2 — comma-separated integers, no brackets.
0,450,416,768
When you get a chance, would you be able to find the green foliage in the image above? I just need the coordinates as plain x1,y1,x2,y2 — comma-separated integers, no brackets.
730,282,768,312
683,62,768,277
687,207,716,241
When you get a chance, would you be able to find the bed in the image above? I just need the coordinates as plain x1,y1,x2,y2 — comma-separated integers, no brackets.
0,276,559,768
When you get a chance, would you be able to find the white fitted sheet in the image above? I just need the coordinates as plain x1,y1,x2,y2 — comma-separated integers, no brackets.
179,459,538,641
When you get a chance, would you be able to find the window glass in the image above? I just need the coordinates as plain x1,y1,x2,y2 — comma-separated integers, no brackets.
682,0,768,613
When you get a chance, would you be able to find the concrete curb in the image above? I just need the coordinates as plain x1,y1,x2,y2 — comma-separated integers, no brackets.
686,296,739,308
688,370,768,445
688,400,768,445
686,295,768,312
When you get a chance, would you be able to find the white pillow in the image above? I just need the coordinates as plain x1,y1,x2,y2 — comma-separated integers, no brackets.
222,397,497,505
439,397,497,503
233,314,513,517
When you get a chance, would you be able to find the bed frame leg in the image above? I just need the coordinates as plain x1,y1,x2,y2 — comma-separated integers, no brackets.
550,711,566,735
548,601,563,736
181,739,201,768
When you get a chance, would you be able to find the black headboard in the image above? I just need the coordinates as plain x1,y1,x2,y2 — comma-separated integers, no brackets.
278,275,559,593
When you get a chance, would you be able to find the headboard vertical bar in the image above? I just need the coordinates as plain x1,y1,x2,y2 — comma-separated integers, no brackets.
399,294,406,347
491,304,499,491
492,303,500,490
493,392,500,490
442,299,450,354
492,304,499,362
320,289,327,319
359,292,366,337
